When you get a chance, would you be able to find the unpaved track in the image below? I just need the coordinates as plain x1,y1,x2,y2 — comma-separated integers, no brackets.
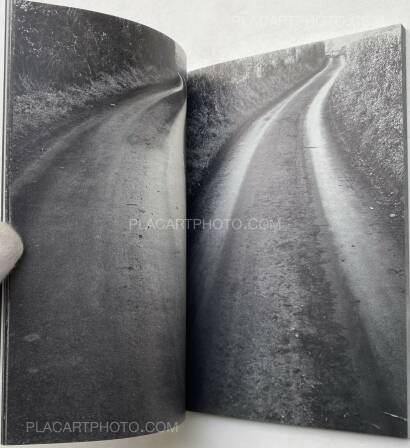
6,79,187,443
304,57,406,434
188,57,406,437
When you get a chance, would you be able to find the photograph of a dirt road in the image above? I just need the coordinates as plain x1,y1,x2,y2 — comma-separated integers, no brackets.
5,1,187,444
187,25,407,437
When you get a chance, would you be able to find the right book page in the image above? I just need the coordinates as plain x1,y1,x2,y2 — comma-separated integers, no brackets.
186,25,407,438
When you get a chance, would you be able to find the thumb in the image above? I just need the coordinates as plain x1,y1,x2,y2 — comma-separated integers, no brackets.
0,223,24,282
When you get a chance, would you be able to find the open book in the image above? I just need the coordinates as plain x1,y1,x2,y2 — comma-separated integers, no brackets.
2,0,407,443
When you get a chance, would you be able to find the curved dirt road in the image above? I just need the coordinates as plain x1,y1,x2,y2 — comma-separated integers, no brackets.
188,57,406,436
304,59,406,431
6,78,187,443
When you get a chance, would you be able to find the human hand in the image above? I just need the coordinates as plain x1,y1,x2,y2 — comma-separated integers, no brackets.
0,223,23,282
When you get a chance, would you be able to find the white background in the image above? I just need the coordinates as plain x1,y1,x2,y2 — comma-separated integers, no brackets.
1,0,410,447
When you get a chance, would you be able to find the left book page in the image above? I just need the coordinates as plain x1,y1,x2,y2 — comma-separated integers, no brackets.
2,0,187,444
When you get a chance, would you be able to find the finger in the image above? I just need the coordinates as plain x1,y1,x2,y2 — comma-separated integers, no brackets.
0,223,24,282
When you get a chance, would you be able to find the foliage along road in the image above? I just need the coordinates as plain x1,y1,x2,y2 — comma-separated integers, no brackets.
187,57,406,437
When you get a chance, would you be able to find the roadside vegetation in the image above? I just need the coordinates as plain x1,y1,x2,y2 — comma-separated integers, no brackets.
328,26,405,205
186,43,326,197
9,0,184,173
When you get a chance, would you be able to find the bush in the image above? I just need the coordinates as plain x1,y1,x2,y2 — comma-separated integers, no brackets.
186,43,326,197
11,0,180,94
9,1,184,175
329,26,405,199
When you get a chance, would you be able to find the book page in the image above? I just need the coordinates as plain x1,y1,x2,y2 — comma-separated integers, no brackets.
186,26,407,438
3,0,187,443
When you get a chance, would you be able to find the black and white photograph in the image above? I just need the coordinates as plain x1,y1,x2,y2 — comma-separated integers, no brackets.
4,0,187,443
186,25,407,438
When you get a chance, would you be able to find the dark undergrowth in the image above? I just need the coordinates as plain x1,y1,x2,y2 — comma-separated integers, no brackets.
186,43,326,198
328,26,405,207
8,0,184,175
